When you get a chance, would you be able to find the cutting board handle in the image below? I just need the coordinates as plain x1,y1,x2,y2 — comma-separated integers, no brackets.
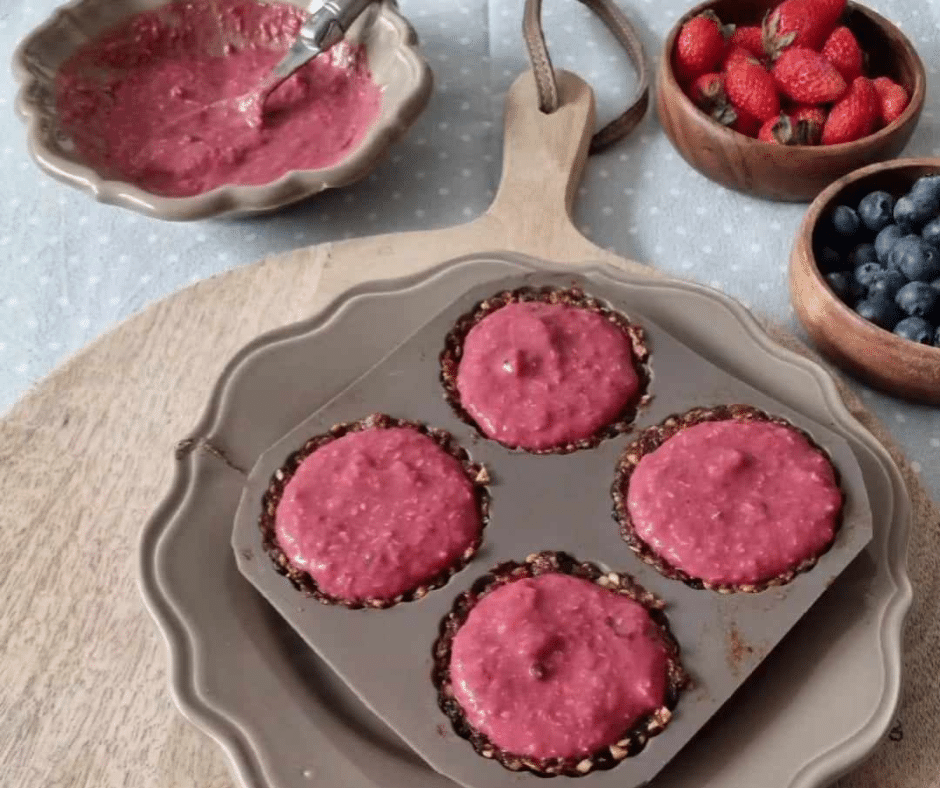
484,69,600,258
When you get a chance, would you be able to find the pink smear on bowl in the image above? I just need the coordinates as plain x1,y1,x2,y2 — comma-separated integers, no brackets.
55,0,382,197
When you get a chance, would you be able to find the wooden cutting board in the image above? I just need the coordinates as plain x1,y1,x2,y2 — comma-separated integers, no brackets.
0,69,936,788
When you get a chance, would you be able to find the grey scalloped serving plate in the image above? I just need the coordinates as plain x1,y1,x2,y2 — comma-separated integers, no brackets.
138,254,912,788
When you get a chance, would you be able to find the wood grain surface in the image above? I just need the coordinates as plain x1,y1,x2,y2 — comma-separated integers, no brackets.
656,0,926,202
1,69,938,788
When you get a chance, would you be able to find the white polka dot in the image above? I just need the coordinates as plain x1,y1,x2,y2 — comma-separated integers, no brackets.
438,187,450,196
196,233,207,243
462,206,473,217
140,274,152,284
218,251,230,261
598,169,609,179
78,318,90,328
675,226,687,236
5,296,18,307
293,232,306,241
344,193,354,204
148,234,158,243
392,192,402,200
758,282,771,292
245,232,258,242
681,261,694,270
743,205,753,214
602,206,613,216
654,244,664,255
88,275,100,285
649,206,659,215
750,243,762,253
730,264,741,273
462,169,472,178
723,224,734,234
78,216,89,226
578,187,588,197
56,296,68,307
702,245,713,254
415,171,426,180
911,461,922,474
415,209,426,218
167,254,179,263
623,187,635,196
619,153,630,162
438,151,449,160
367,212,378,221
97,234,110,244
929,438,939,448
628,226,638,235
895,413,906,423
109,296,120,306
16,363,27,374
709,279,722,289
669,187,681,197
0,342,5,352
770,220,782,231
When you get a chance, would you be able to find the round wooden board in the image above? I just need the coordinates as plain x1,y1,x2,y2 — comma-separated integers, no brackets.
0,71,938,788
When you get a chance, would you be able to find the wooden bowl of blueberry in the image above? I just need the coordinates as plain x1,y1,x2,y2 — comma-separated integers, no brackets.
790,158,940,403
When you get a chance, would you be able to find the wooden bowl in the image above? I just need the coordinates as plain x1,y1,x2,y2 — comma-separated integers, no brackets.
657,0,926,202
790,158,940,403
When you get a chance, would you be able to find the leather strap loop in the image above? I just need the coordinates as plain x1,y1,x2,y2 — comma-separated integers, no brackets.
522,0,649,153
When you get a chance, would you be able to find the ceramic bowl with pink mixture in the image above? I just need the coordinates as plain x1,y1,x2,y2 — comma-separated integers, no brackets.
13,0,432,220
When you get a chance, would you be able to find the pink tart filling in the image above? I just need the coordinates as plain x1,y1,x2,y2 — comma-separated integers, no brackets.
455,301,640,450
626,420,842,586
449,573,669,760
275,427,481,602
55,0,382,197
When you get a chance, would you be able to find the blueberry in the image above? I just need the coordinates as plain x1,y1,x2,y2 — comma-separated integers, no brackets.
854,261,886,289
892,235,940,281
825,272,856,303
858,190,895,232
848,243,878,268
832,205,861,236
817,246,842,271
869,269,908,299
895,189,940,230
895,281,939,317
856,294,903,330
893,316,934,344
910,174,940,206
875,224,903,263
922,217,940,247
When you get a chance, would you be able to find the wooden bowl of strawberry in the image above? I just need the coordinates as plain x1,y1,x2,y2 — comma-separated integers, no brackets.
657,0,926,201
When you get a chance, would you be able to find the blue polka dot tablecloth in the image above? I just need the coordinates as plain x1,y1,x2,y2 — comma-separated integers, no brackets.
0,0,938,499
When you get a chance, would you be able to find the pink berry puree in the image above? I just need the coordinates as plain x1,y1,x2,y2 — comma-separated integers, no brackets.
55,0,382,197
626,420,842,586
275,427,481,603
449,573,669,759
455,301,640,450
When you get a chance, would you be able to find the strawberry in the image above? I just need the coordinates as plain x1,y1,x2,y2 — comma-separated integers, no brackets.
772,47,847,104
725,56,781,121
722,44,758,71
791,104,827,143
822,26,864,82
691,72,727,112
730,25,765,58
758,114,789,143
676,11,733,82
727,106,762,137
873,76,910,126
759,113,821,144
762,0,837,59
817,0,847,29
821,76,879,144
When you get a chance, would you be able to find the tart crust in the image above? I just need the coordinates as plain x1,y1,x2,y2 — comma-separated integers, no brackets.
431,551,688,777
611,404,845,594
259,413,490,609
439,286,651,454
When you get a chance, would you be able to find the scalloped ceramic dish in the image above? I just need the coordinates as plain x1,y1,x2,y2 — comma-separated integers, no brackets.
12,0,432,220
139,255,911,788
